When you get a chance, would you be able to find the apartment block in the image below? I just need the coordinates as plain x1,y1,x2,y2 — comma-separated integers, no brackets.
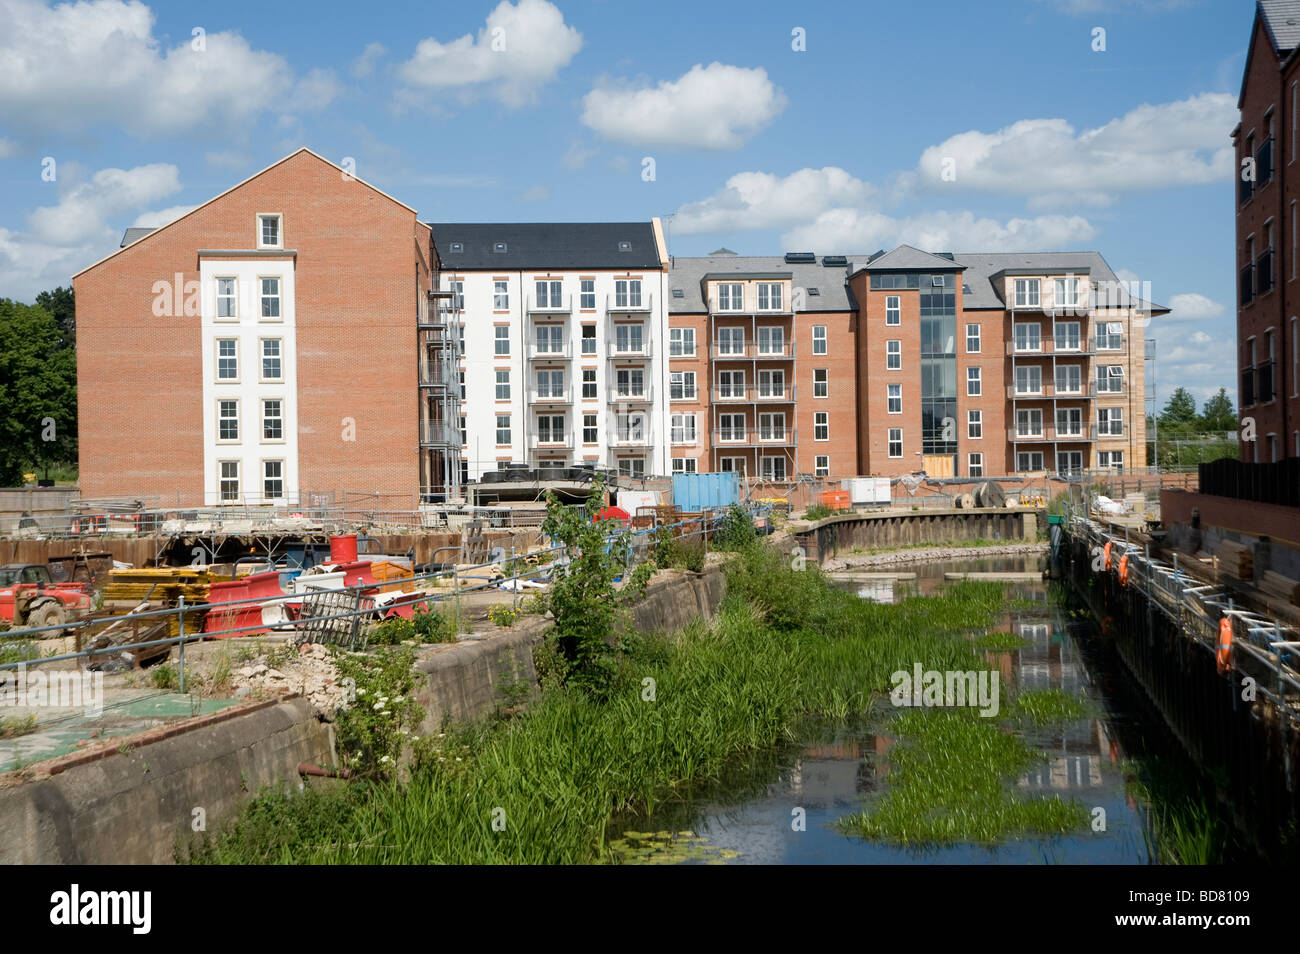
71,148,1158,503
1233,0,1300,462
73,149,430,505
429,223,671,482
667,251,858,480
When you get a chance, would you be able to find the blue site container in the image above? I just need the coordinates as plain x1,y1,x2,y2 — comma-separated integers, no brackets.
672,472,740,512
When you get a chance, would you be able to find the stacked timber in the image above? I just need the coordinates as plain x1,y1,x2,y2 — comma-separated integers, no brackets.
99,567,215,603
1216,540,1254,582
1259,570,1300,606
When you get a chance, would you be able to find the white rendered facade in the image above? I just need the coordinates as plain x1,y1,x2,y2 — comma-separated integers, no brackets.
443,267,671,479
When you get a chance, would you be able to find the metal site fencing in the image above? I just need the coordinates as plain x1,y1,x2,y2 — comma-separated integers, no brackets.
1063,509,1300,715
0,511,732,692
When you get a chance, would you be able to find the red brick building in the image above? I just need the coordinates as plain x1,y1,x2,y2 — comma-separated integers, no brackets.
1234,0,1300,462
73,149,431,505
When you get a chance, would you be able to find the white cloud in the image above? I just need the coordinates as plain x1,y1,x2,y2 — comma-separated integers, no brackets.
0,162,183,300
672,167,870,234
351,42,387,79
906,94,1236,205
132,204,195,228
581,62,786,150
1167,292,1225,319
398,0,581,107
519,185,550,202
563,142,597,170
0,0,300,142
291,68,342,112
781,209,1099,254
28,164,181,245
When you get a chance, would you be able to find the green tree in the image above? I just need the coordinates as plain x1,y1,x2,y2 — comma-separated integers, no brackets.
1158,387,1199,433
1200,388,1236,432
34,286,75,350
539,477,654,695
0,299,78,485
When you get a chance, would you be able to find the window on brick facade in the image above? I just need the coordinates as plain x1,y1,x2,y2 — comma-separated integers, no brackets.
814,368,828,398
887,383,901,414
886,340,901,370
672,457,698,474
968,453,983,477
814,412,829,441
812,325,827,354
258,214,281,249
888,428,903,458
885,296,900,326
966,366,981,396
670,327,696,356
965,323,980,353
815,455,830,477
967,410,982,439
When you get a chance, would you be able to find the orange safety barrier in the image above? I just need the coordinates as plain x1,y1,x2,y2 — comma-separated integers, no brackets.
821,490,851,511
1216,616,1233,673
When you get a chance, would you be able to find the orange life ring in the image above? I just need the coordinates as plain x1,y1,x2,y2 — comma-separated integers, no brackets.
1103,541,1112,572
1118,553,1129,586
1216,616,1233,673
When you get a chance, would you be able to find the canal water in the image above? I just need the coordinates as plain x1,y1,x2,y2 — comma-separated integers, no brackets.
609,555,1204,865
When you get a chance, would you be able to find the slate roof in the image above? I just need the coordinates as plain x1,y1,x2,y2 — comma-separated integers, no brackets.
120,227,156,247
668,248,1168,315
429,222,661,269
1259,0,1300,52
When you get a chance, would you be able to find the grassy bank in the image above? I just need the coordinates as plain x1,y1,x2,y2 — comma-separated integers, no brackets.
183,543,1080,864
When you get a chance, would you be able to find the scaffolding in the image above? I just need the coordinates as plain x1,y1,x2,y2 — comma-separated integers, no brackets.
420,289,463,503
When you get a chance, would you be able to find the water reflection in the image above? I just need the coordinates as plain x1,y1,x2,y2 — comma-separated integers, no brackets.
612,565,1158,865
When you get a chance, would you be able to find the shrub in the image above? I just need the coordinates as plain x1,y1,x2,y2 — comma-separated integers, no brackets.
150,663,180,690
369,616,416,645
803,503,834,521
333,644,425,779
487,603,520,627
412,604,456,643
712,503,757,551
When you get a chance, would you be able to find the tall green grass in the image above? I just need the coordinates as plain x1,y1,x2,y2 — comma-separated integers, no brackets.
184,544,1051,864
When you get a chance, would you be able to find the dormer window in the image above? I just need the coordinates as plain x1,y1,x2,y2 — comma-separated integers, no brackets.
258,214,282,249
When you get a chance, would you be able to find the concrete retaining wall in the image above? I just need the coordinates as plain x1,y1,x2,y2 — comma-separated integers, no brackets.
0,564,728,863
0,696,334,864
795,508,1039,563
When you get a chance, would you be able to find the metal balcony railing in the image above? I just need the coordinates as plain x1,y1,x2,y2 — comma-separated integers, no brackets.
1005,339,1095,356
527,341,572,360
710,428,797,447
529,433,573,450
708,296,793,315
527,387,573,405
606,292,653,313
710,342,797,359
1096,423,1127,439
1006,381,1097,399
420,422,461,446
528,293,573,314
710,385,798,402
1007,424,1095,442
606,338,654,359
610,431,653,448
607,385,654,405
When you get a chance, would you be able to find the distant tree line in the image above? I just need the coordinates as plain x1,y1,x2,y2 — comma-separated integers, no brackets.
1146,386,1239,470
0,286,77,485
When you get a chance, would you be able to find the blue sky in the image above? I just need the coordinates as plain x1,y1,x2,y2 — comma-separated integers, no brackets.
0,0,1252,409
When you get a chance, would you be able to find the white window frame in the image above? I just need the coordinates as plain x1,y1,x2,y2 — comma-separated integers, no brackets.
1014,278,1039,308
965,323,980,353
888,428,903,458
967,409,982,440
256,213,282,250
495,325,510,356
814,455,830,477
582,413,598,443
966,366,981,396
495,414,511,446
261,399,284,442
717,327,745,355
885,296,900,326
887,383,902,414
670,413,697,445
259,337,283,383
1054,277,1080,307
813,368,828,398
580,279,595,310
812,325,827,354
216,399,239,443
1017,451,1045,472
215,277,238,320
757,326,785,356
672,457,698,474
1014,322,1041,352
758,412,786,441
968,453,983,477
886,339,901,370
496,369,511,401
216,337,239,382
757,282,784,311
669,327,696,357
718,412,745,442
262,459,285,500
1016,408,1043,438
814,412,829,441
495,281,510,310
757,369,785,398
259,276,281,321
218,460,240,501
717,283,743,311
717,369,745,399
760,455,787,481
